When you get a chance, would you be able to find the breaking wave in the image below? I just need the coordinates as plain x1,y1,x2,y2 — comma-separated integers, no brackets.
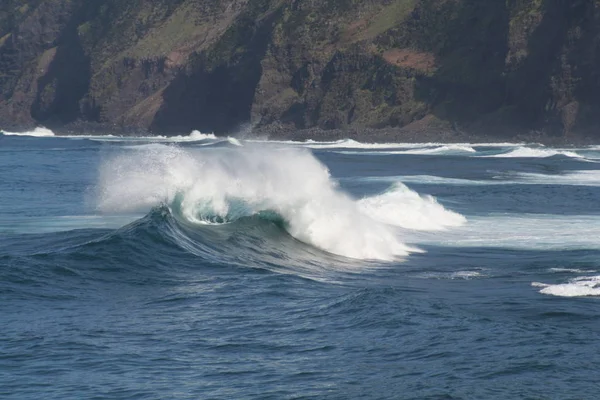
153,130,217,142
391,144,477,155
483,146,584,159
357,183,466,230
78,130,219,142
279,139,412,149
1,127,55,137
96,145,465,261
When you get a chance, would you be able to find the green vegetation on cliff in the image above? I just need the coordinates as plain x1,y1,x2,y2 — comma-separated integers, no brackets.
0,0,599,140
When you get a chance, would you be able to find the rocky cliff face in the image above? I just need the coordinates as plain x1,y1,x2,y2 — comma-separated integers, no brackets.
1,0,599,140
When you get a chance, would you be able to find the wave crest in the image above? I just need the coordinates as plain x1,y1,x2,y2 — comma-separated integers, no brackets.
96,145,463,260
358,183,466,230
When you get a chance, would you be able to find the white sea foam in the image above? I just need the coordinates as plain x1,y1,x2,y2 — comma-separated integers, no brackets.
346,174,511,186
351,170,600,187
161,130,217,141
391,144,477,155
358,183,466,230
84,130,218,142
247,139,523,151
415,270,486,280
411,214,600,251
243,138,415,150
375,175,502,186
1,127,55,137
96,145,464,260
483,146,583,159
262,139,400,148
533,276,600,297
329,144,478,155
549,268,598,274
515,170,600,186
300,139,414,149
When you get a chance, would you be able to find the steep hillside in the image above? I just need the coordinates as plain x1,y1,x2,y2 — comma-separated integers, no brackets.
0,0,599,140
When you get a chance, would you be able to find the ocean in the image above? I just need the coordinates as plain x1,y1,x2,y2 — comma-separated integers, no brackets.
2,128,600,399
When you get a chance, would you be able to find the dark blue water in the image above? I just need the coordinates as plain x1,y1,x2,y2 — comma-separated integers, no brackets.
2,133,600,399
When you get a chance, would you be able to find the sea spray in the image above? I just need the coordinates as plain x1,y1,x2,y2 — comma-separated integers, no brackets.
96,145,464,260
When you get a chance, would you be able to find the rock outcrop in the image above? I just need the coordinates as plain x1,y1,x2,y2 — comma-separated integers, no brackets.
1,0,599,140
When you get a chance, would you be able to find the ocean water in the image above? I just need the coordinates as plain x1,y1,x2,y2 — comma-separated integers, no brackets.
2,130,600,399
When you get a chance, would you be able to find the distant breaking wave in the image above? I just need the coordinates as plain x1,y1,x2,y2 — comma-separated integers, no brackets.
387,144,477,155
331,144,478,156
96,145,465,261
265,139,521,151
1,127,55,137
76,130,219,142
147,130,217,142
6,128,597,162
0,127,221,142
482,146,584,159
349,170,600,187
250,139,415,149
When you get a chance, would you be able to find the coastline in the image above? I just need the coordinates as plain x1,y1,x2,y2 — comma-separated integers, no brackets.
2,121,599,146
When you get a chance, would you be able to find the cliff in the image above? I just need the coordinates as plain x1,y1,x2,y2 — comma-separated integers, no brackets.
1,0,599,140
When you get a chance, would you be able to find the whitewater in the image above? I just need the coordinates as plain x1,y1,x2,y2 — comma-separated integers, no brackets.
96,144,465,260
2,129,600,399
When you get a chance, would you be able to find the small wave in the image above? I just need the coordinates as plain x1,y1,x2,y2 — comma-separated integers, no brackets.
533,276,600,297
256,139,408,149
101,130,218,142
303,139,413,150
515,170,600,186
351,171,600,187
332,145,478,156
484,146,583,159
358,182,466,230
270,139,474,151
1,127,55,137
242,138,402,149
248,139,524,150
395,144,477,155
